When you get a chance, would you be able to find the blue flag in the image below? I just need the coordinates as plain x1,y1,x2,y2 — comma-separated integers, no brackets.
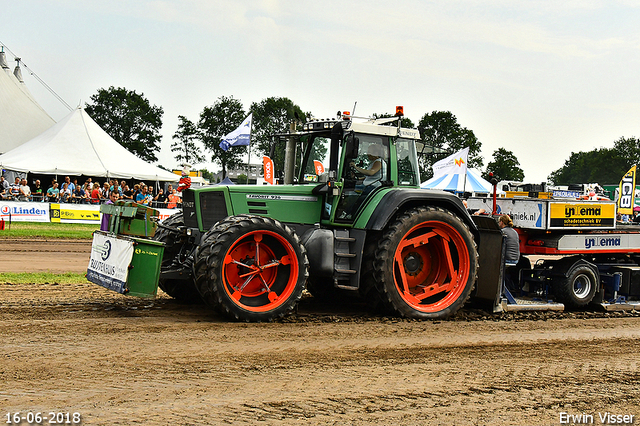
219,113,252,151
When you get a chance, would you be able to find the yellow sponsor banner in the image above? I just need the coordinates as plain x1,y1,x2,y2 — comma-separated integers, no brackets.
617,165,636,215
50,203,101,223
549,202,616,228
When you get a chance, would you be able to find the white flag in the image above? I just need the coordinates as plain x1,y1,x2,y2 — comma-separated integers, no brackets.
432,147,469,179
219,113,252,151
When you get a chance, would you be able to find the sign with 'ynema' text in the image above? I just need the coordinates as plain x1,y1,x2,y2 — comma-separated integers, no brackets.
548,202,616,229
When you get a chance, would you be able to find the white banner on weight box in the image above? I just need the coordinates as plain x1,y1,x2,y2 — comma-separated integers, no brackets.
87,232,134,294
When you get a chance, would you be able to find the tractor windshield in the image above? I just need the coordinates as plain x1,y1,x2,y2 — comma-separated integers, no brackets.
297,135,330,183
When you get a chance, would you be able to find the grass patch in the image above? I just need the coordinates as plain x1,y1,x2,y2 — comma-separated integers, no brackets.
0,222,98,239
0,272,89,284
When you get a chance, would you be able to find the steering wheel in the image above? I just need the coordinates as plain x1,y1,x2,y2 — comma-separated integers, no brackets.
349,162,365,178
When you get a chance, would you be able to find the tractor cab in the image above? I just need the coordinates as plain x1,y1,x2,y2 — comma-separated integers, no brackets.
276,108,422,225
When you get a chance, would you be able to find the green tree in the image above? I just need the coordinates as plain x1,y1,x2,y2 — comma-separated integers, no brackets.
613,136,640,170
548,148,623,185
484,148,525,181
250,97,306,172
198,168,216,183
171,115,205,166
417,111,483,180
85,86,163,162
198,96,247,179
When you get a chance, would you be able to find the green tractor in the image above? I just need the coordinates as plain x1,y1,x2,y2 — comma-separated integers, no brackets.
155,109,479,322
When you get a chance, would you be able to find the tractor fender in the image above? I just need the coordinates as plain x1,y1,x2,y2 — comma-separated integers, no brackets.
364,188,477,233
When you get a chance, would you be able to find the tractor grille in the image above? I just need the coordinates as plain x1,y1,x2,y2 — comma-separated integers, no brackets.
199,191,228,230
182,190,198,228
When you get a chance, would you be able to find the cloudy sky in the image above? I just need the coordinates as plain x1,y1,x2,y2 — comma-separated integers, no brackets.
3,0,639,183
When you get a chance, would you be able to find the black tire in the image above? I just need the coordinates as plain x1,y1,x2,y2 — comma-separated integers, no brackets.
371,206,478,319
153,212,202,303
554,264,598,308
359,231,391,314
194,215,308,322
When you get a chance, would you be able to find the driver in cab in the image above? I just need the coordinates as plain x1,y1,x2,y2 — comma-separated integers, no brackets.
350,144,385,190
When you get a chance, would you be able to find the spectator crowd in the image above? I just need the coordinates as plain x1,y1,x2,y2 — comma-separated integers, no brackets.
0,175,182,209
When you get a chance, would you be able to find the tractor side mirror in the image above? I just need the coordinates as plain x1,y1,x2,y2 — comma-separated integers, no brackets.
344,134,359,159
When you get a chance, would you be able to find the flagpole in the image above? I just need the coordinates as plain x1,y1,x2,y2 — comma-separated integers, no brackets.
247,115,252,184
463,168,468,194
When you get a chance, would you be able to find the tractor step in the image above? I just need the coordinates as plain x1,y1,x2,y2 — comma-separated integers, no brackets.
334,229,358,288
335,252,356,258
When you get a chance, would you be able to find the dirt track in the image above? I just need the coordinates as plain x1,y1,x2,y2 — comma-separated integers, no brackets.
1,239,640,425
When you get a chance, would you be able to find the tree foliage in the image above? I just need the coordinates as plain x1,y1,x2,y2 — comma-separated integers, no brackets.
547,136,640,185
198,96,247,179
250,97,306,172
171,115,205,166
85,86,163,163
417,111,483,180
484,148,525,182
548,148,624,185
613,137,640,170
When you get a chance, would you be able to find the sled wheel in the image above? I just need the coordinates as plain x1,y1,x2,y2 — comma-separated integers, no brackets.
195,215,308,322
153,211,201,303
555,264,598,308
373,207,477,319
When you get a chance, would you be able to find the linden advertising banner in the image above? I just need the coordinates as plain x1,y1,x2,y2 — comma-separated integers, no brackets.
87,232,134,294
548,202,616,229
0,201,50,222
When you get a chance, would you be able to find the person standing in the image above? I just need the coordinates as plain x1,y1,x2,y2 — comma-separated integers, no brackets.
499,214,520,266
122,184,133,200
31,180,44,201
100,190,119,231
90,183,102,204
71,184,87,204
46,182,60,202
18,179,31,201
154,188,167,207
0,176,9,194
167,189,180,209
60,182,72,203
136,185,151,205
9,177,21,199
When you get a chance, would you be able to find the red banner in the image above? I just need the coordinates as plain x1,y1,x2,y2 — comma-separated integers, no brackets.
263,156,274,185
313,160,325,175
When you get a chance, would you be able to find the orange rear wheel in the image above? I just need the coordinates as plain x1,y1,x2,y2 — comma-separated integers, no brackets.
372,207,477,319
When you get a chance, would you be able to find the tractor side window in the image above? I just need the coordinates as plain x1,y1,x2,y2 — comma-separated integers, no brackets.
396,138,420,186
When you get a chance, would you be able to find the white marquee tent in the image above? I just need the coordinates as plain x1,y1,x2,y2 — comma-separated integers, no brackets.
0,50,55,154
421,168,493,193
0,107,179,182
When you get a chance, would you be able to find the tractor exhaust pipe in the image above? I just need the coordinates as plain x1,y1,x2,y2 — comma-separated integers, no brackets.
284,121,296,184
